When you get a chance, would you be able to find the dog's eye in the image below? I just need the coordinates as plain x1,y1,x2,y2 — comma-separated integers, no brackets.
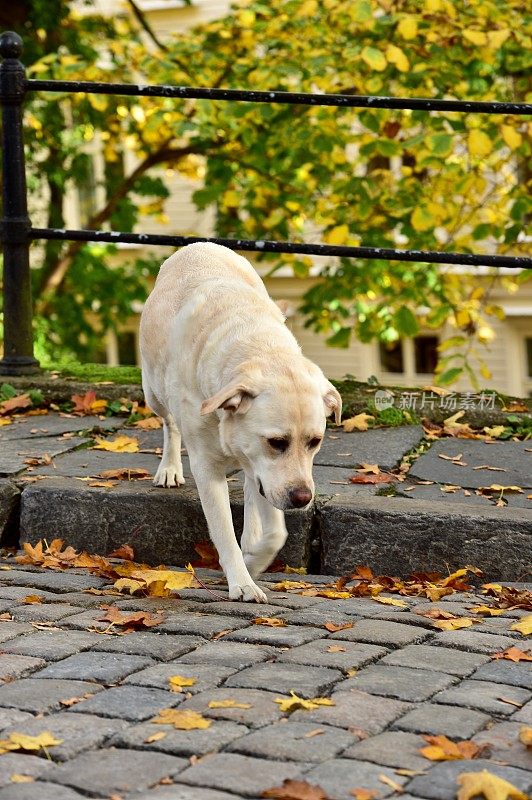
267,438,290,452
308,437,322,449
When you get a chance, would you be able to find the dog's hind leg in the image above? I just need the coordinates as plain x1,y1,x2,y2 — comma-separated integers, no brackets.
242,475,288,578
143,383,185,488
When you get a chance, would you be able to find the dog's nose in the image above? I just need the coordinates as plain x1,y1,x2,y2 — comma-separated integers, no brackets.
288,487,313,508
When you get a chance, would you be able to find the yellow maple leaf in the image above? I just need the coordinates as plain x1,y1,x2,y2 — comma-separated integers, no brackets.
343,413,374,432
208,700,252,709
151,709,211,730
113,578,146,595
274,691,335,714
510,615,532,637
93,435,139,453
130,569,197,592
456,770,528,800
433,617,476,631
0,731,63,755
271,580,312,591
325,224,349,245
374,597,408,608
168,675,197,692
469,606,506,617
468,130,493,158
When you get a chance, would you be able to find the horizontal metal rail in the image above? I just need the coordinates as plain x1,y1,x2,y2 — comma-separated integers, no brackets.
27,79,532,115
31,228,532,270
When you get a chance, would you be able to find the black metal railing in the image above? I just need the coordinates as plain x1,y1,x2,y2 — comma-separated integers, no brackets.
1,30,531,375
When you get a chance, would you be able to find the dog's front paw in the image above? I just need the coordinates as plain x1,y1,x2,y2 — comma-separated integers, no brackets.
228,581,268,603
153,465,185,488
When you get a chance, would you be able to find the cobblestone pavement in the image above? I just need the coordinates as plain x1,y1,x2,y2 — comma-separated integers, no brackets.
0,560,530,799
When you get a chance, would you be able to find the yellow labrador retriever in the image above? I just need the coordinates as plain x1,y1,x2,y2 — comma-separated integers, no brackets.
140,242,341,602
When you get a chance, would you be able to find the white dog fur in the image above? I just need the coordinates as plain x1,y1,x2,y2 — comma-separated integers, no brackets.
140,242,341,602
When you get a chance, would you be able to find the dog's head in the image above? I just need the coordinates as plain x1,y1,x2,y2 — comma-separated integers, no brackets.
200,361,341,510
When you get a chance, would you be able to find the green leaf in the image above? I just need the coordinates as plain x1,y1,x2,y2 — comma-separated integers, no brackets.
393,307,418,337
437,367,463,385
326,328,352,348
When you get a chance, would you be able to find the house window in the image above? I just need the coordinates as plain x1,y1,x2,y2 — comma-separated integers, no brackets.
379,341,404,373
117,332,138,365
526,338,532,378
414,336,439,374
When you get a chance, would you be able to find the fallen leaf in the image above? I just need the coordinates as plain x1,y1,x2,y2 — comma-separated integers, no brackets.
114,568,197,597
272,581,313,591
0,731,63,755
518,726,532,748
96,468,151,480
469,606,506,617
133,416,162,429
88,481,116,488
491,646,532,662
211,629,232,640
343,413,374,432
479,484,524,494
59,693,95,707
420,735,485,761
191,541,221,570
151,708,211,730
350,789,378,800
379,774,404,793
262,778,329,799
275,692,335,714
168,675,197,692
304,729,325,738
97,605,164,630
107,544,135,560
472,465,507,472
374,597,409,608
497,697,523,708
456,769,528,800
483,425,506,438
10,775,35,783
93,435,139,453
510,615,532,636
22,594,43,605
324,622,353,632
432,617,477,631
349,472,397,484
356,464,380,475
253,617,287,627
327,645,347,653
415,608,458,620
144,731,167,743
0,393,32,415
71,391,108,415
208,699,252,709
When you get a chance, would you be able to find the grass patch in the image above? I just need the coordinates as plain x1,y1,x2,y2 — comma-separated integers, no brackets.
47,362,142,385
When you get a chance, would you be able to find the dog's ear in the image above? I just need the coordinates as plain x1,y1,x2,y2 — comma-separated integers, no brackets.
323,381,342,425
200,383,256,416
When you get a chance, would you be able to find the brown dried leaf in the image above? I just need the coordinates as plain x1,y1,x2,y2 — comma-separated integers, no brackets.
253,617,287,627
97,605,164,630
349,472,397,484
0,393,32,415
262,778,329,799
324,622,353,632
108,544,135,560
491,647,532,662
96,467,150,481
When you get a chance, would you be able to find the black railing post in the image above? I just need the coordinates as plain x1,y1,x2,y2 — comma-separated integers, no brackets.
0,31,39,375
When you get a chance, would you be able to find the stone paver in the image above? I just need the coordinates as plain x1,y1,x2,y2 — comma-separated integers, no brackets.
177,753,304,796
67,684,182,721
0,678,103,713
33,651,154,683
227,720,355,762
224,661,342,696
0,555,530,799
50,748,187,796
338,664,457,701
392,702,490,738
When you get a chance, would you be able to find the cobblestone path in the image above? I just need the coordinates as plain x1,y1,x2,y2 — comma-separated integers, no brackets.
0,560,530,799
